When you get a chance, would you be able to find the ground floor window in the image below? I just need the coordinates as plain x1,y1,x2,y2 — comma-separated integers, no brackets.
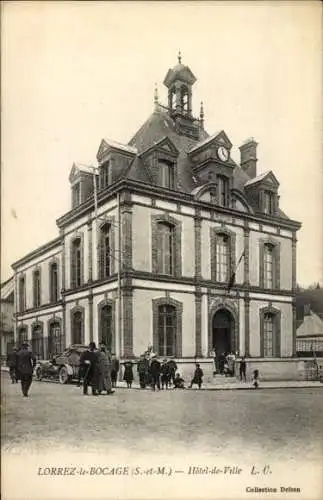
99,304,113,351
32,326,44,359
48,322,63,356
158,305,176,357
18,327,28,346
71,310,83,345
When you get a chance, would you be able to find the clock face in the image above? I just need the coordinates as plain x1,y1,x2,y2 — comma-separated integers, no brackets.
218,146,229,162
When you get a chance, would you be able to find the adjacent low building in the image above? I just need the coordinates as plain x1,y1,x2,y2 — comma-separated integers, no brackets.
0,277,14,362
12,56,301,380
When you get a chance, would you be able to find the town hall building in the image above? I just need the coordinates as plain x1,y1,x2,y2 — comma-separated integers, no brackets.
12,55,301,380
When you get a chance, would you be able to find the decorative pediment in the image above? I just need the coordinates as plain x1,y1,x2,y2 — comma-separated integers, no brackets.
140,136,179,159
245,170,279,190
189,130,233,157
96,138,137,163
68,163,93,183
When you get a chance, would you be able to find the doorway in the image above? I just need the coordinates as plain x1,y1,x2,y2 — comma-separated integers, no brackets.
212,309,234,356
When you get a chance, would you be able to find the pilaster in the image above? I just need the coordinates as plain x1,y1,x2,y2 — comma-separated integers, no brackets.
244,296,250,357
195,288,202,357
243,222,250,286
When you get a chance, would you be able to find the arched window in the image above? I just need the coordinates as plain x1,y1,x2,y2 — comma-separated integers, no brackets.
48,321,63,356
18,326,28,346
49,262,59,303
159,160,174,189
32,325,44,359
180,86,189,114
71,310,83,345
33,269,41,308
217,176,229,207
169,87,176,111
158,305,176,356
71,238,82,288
99,304,113,351
263,313,275,357
264,244,274,289
19,277,26,312
157,222,175,275
99,224,111,279
216,234,229,283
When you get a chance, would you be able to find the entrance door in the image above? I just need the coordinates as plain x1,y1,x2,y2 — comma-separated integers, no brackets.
212,309,234,355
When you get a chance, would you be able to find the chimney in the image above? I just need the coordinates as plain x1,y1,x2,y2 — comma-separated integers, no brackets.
239,138,258,178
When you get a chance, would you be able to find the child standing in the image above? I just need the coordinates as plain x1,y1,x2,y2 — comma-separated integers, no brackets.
252,369,259,389
123,361,134,388
189,363,204,389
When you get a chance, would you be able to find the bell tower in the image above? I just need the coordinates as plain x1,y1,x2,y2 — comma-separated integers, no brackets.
163,52,200,139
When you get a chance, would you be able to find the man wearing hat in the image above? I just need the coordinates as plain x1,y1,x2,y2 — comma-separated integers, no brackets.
15,342,36,397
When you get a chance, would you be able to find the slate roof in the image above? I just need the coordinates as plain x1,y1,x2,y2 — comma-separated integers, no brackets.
297,310,323,337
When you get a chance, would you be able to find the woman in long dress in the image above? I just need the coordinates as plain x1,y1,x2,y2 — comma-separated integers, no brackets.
97,345,113,395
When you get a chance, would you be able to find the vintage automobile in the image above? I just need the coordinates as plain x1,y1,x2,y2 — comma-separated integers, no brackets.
35,344,88,384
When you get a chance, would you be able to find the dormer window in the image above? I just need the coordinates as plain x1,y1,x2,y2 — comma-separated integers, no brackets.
159,160,174,189
100,161,110,188
72,183,81,208
264,190,274,215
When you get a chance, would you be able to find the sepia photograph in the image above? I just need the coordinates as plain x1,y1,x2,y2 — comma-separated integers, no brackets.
1,1,322,499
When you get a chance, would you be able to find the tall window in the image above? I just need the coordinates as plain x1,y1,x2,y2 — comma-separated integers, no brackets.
33,269,41,308
32,325,43,359
72,183,81,208
72,310,83,345
216,235,229,283
264,244,274,289
264,191,274,215
19,277,26,312
170,88,176,111
100,161,110,188
180,86,189,113
18,327,28,346
159,161,174,189
99,224,111,279
157,222,175,275
71,238,82,288
48,322,63,357
158,305,176,356
50,262,59,303
263,313,275,357
100,305,113,350
217,176,229,207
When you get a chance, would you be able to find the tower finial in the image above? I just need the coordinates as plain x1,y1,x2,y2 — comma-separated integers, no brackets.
178,50,182,64
200,101,204,128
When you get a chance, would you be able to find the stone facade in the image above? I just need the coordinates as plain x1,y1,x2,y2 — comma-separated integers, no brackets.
11,57,301,379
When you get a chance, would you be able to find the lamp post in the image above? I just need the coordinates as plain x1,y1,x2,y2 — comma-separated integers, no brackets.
89,166,122,358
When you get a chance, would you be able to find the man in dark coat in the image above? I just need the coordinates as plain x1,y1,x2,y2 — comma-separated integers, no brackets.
137,356,148,389
150,356,161,391
79,342,99,395
166,358,177,386
7,347,19,383
15,343,36,396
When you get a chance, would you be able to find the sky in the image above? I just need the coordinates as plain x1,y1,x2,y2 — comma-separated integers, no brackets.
1,1,322,286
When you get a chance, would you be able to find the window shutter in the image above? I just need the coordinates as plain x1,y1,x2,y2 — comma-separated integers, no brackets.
275,244,280,290
260,312,264,357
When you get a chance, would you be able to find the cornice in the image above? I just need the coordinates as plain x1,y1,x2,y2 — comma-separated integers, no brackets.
55,178,301,232
12,237,62,270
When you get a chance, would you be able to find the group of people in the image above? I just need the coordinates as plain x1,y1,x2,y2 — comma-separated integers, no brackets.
6,342,36,397
78,342,120,396
7,341,260,396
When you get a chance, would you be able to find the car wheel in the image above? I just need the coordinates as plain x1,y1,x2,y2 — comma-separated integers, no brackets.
35,367,42,381
59,366,70,385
